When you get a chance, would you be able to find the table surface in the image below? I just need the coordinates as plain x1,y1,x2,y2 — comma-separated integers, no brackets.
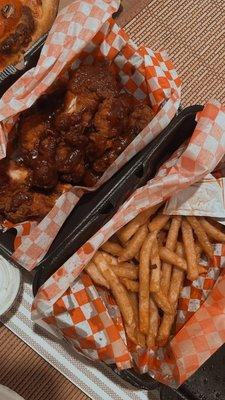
1,1,224,399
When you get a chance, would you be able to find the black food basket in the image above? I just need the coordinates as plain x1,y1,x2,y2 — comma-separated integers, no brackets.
1,105,225,399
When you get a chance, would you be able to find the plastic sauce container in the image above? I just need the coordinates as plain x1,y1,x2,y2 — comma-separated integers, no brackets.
0,256,21,316
0,385,24,400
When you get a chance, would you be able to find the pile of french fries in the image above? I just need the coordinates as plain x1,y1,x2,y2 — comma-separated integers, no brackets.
85,204,225,348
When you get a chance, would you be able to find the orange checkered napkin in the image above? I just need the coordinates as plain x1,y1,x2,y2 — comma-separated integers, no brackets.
32,100,225,387
0,0,181,271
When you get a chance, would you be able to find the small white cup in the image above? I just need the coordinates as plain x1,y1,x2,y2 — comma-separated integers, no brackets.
0,385,24,400
0,256,21,317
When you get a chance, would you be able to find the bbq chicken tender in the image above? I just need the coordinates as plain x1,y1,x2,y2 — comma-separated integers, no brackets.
55,92,100,134
68,63,121,98
94,94,137,138
3,189,58,223
7,160,31,185
55,145,85,184
0,63,155,224
128,104,155,135
19,113,50,161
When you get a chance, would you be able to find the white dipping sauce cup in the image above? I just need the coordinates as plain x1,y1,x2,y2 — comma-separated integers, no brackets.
0,256,21,316
0,385,25,400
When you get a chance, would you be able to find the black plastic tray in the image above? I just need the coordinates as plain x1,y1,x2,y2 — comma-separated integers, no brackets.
31,104,224,400
2,104,225,399
0,106,201,282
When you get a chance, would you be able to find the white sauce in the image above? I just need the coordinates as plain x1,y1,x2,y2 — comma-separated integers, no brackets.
0,385,24,400
0,256,21,316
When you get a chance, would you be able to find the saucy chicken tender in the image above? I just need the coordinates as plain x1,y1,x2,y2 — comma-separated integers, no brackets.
19,113,50,161
129,104,155,135
32,158,58,190
0,63,155,223
68,63,121,99
55,92,99,133
4,189,58,223
94,94,136,139
55,145,85,184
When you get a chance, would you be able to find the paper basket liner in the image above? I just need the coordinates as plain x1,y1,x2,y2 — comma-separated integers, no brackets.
0,0,181,271
30,100,225,387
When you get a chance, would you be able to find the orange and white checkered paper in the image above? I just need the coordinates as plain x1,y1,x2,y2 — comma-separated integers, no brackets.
0,0,181,271
32,100,225,387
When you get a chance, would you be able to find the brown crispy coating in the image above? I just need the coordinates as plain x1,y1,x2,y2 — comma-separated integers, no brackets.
129,104,155,135
68,63,121,99
0,63,155,223
4,189,58,223
94,94,136,138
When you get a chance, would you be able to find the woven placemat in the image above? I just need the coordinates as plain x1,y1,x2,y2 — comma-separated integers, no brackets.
0,325,89,400
125,0,225,107
0,271,159,400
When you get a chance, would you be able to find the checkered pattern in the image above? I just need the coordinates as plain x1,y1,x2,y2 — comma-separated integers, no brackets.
13,189,84,270
0,0,181,271
34,271,132,369
31,100,225,387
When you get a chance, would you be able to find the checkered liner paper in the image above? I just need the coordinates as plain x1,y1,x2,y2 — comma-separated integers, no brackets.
0,0,181,271
31,100,225,388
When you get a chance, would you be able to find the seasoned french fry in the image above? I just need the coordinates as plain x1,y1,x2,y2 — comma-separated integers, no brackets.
187,216,214,259
200,217,225,243
157,242,184,345
119,224,148,261
91,209,225,350
139,232,157,334
120,278,139,292
111,265,138,279
177,241,184,256
150,238,161,293
100,251,118,265
182,219,199,281
168,243,185,305
101,241,123,257
165,217,182,250
123,278,173,314
94,252,135,326
124,321,138,345
101,251,136,271
161,216,182,296
85,261,110,289
128,292,146,347
159,247,187,271
147,297,159,349
195,242,202,263
148,214,170,232
157,313,175,346
117,204,160,243
152,290,173,314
